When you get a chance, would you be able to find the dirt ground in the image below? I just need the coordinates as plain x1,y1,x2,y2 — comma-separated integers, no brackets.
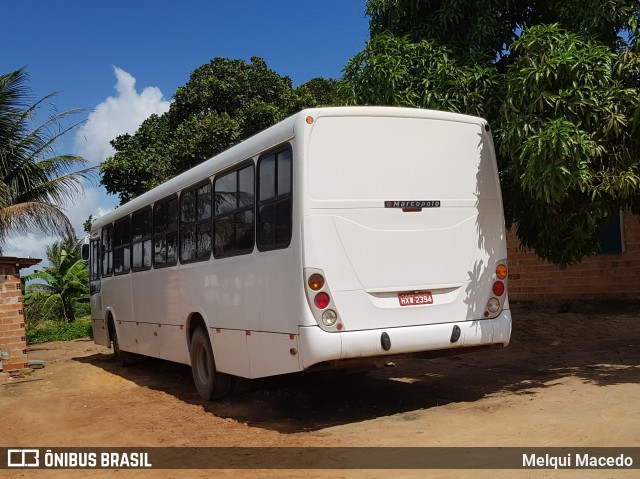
1,306,639,479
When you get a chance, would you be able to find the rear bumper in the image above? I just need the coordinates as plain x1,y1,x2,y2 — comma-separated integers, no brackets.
298,310,512,369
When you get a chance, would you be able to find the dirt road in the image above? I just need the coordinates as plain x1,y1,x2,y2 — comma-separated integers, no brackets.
2,307,639,478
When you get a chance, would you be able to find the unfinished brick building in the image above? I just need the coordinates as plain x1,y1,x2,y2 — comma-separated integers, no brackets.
508,211,640,304
0,256,41,372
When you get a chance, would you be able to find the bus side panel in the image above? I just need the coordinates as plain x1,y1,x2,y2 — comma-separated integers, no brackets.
211,328,251,377
158,324,190,365
256,247,300,334
181,256,259,332
119,320,159,357
101,276,134,348
247,332,301,378
91,293,109,347
132,267,183,361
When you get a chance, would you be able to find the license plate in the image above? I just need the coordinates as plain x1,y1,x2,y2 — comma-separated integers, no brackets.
398,291,433,306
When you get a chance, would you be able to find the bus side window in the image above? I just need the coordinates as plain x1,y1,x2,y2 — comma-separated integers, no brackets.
180,182,212,263
90,239,101,294
113,216,131,275
257,147,292,251
102,225,113,277
132,207,152,271
213,163,255,258
153,196,178,267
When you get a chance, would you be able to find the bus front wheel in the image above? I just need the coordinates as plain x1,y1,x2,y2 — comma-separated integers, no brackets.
190,328,232,400
109,319,134,367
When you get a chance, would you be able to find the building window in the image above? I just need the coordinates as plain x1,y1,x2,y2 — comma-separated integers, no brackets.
180,181,212,262
113,217,131,275
214,163,255,257
102,225,113,277
600,210,624,254
132,207,152,271
153,195,179,267
257,147,292,251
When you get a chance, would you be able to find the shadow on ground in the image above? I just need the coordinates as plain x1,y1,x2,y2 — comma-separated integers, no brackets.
72,309,640,433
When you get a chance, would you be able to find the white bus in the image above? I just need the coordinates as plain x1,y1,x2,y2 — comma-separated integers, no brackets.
86,106,512,400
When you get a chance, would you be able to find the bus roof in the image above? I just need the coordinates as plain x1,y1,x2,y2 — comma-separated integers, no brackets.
92,106,487,232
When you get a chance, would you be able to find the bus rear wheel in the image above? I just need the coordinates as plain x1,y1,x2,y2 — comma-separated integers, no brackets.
190,328,232,400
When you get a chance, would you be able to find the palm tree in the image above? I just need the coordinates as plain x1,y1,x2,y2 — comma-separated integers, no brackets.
23,240,89,322
0,67,96,250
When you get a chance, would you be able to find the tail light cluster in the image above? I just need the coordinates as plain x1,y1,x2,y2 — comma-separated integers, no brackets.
485,261,508,318
304,269,343,331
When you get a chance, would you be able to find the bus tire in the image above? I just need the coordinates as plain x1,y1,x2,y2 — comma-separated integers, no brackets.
190,327,232,400
109,319,134,367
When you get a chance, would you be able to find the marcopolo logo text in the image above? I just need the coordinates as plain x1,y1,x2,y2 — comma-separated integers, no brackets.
385,200,441,208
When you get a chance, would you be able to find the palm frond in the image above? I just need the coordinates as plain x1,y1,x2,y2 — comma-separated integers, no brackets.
0,201,75,245
0,67,90,248
15,164,98,205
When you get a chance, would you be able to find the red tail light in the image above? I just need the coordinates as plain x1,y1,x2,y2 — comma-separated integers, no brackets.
314,292,330,309
492,281,505,296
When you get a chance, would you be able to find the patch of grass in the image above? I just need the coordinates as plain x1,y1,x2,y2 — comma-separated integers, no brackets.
26,317,92,343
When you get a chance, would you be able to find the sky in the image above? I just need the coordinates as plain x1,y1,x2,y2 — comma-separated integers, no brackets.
1,1,370,270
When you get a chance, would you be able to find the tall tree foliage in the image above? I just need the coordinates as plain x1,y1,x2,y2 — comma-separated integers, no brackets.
23,240,89,323
341,0,640,265
101,57,338,203
0,68,95,250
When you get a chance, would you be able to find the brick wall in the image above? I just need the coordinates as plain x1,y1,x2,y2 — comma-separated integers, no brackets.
508,210,640,302
0,265,27,371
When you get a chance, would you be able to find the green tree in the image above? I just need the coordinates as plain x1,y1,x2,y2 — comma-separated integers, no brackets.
83,214,94,234
341,0,640,265
23,240,89,323
0,68,96,250
296,77,340,107
101,57,338,204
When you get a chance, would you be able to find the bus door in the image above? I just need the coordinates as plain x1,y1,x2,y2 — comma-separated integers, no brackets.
88,237,109,346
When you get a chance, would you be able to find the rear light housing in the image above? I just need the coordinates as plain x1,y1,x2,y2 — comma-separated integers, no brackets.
484,260,508,318
304,268,344,332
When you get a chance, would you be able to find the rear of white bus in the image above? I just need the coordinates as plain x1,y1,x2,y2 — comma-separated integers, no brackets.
297,107,511,369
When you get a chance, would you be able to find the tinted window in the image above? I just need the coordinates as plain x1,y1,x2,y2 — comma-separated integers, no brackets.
153,196,178,267
258,155,276,201
132,208,152,271
180,181,212,262
257,147,292,250
214,163,255,258
113,217,131,275
215,173,237,215
102,225,113,276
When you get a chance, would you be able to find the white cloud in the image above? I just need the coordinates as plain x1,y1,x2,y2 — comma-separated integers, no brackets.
5,234,52,262
64,185,116,235
4,68,167,274
74,67,171,166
